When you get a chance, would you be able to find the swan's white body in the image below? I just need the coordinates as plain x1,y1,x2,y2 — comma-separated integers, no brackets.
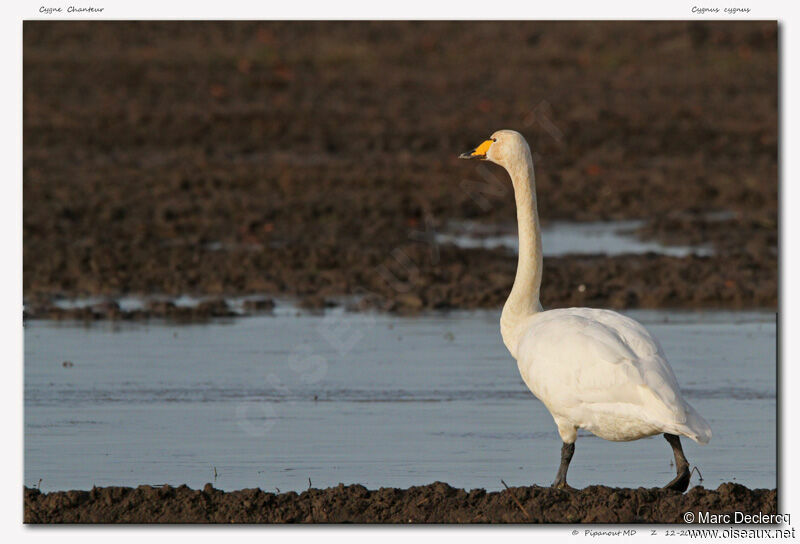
464,130,711,451
510,307,711,444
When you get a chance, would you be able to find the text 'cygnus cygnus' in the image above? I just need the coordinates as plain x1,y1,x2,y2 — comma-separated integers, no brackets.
459,130,711,492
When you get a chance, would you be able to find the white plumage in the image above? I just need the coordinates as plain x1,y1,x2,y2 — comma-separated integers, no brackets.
459,129,710,491
515,307,711,444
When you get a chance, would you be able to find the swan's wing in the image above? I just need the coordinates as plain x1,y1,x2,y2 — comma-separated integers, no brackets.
583,309,685,405
584,310,712,443
519,309,686,422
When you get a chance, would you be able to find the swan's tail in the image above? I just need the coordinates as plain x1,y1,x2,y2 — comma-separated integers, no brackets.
669,401,712,445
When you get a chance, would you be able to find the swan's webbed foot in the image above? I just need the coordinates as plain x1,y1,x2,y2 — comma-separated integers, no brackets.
551,480,578,492
662,466,691,492
662,433,691,493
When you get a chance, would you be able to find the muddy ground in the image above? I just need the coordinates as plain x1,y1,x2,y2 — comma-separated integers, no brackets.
23,22,777,316
24,482,777,524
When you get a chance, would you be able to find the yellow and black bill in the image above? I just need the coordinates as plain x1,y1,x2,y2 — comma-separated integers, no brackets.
458,138,495,159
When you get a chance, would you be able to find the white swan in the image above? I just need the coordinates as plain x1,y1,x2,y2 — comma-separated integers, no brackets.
459,130,711,491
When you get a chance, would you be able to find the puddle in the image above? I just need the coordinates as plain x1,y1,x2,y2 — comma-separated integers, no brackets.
25,309,775,492
45,294,305,316
436,220,713,257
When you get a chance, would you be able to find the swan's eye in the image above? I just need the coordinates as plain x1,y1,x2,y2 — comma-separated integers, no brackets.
491,138,497,142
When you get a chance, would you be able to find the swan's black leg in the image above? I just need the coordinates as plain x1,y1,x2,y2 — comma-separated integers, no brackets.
662,433,691,492
552,441,576,490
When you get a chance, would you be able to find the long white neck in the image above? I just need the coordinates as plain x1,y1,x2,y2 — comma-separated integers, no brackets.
500,148,543,358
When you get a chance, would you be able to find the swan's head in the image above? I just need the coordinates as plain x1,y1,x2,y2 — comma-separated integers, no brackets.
458,129,530,168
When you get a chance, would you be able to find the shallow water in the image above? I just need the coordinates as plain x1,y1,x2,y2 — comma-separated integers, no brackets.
25,309,776,493
436,220,713,257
